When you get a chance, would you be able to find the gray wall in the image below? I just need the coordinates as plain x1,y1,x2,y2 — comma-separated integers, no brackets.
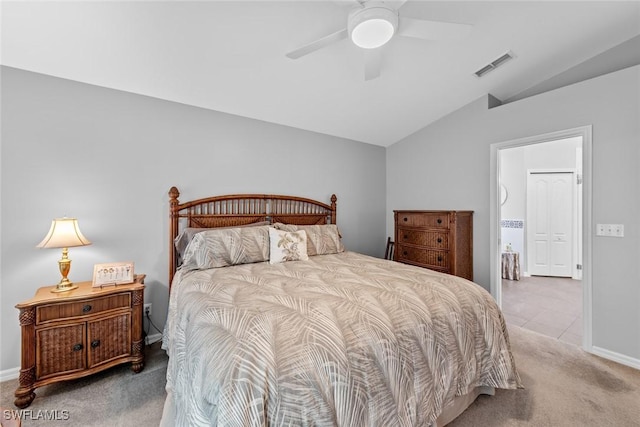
3,63,638,371
0,67,386,372
387,65,640,362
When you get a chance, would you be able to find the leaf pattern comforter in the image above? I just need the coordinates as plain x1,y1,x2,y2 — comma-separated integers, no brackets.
163,251,521,426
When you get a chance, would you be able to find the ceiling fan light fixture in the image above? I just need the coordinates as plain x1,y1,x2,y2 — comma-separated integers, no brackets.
348,5,398,49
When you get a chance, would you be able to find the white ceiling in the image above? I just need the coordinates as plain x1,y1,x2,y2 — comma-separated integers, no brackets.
2,1,639,146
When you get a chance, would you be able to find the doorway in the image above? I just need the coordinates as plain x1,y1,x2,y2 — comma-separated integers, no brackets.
490,126,593,351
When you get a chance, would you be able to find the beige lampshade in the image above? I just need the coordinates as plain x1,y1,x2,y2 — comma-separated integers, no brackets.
37,218,92,249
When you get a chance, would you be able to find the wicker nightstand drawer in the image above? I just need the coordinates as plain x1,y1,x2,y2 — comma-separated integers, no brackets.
87,312,131,367
36,294,131,324
36,322,86,379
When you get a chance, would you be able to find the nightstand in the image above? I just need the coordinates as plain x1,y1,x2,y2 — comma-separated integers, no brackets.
14,275,146,408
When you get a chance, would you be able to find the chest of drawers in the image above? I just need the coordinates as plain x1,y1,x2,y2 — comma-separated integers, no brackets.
394,210,473,280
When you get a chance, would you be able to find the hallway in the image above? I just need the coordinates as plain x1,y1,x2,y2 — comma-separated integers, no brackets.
501,276,582,346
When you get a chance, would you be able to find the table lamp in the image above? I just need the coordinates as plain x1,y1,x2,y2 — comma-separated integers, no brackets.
37,217,92,293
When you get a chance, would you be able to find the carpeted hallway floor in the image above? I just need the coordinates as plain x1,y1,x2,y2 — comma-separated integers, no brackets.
1,326,639,426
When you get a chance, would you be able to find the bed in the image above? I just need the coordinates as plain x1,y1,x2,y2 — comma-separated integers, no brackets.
161,187,522,426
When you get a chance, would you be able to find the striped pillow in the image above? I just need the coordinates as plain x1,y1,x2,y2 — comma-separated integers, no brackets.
180,226,270,271
273,223,344,256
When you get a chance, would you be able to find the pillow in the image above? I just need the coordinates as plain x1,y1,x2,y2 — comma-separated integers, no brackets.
180,225,270,271
268,227,309,264
174,228,206,263
174,221,269,263
272,223,344,256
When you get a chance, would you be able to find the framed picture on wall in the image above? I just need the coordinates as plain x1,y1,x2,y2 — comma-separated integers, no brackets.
92,261,135,287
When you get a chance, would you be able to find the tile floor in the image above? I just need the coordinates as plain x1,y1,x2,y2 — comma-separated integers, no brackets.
501,275,583,346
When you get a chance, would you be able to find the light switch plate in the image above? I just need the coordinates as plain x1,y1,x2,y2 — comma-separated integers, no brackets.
596,223,624,237
612,224,624,237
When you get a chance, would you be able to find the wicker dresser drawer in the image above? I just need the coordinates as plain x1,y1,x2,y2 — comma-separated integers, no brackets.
397,245,450,270
394,211,473,280
396,212,450,229
397,228,449,249
36,294,131,324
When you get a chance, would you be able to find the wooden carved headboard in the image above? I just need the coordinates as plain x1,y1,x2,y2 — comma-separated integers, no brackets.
169,186,337,285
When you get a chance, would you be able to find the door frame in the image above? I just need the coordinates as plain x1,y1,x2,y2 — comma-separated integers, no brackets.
489,125,593,351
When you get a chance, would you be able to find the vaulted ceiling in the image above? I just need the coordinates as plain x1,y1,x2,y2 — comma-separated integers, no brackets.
2,1,639,146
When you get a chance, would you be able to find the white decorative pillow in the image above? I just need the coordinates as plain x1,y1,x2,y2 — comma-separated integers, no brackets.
269,227,309,264
272,223,344,256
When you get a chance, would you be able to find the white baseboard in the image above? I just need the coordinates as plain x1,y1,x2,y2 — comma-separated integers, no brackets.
591,346,640,370
1,334,164,383
0,366,20,382
146,333,163,345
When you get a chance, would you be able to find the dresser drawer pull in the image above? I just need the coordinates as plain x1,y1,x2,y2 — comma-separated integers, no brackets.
403,251,408,256
82,304,92,313
437,238,442,243
403,234,408,239
72,344,83,352
437,256,443,262
437,218,442,224
91,339,101,348
403,217,408,222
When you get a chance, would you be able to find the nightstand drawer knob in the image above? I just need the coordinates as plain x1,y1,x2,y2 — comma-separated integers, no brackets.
82,304,92,313
403,217,408,222
72,344,83,352
437,256,443,262
437,238,442,243
437,218,442,224
91,339,101,348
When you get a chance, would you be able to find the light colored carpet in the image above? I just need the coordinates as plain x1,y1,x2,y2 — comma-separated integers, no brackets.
0,342,168,427
1,326,639,426
450,325,640,426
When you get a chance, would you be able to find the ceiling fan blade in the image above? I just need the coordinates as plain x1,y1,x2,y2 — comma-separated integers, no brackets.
388,0,408,10
364,49,382,81
397,17,472,40
286,29,348,59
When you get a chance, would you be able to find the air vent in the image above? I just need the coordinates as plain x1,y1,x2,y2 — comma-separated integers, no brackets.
474,51,515,78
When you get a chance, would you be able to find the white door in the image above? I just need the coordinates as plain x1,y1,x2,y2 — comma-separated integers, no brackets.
527,171,574,277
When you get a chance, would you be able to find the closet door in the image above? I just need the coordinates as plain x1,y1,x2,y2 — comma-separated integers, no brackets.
527,171,573,277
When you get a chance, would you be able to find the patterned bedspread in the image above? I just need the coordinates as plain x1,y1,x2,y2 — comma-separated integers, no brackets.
163,251,521,426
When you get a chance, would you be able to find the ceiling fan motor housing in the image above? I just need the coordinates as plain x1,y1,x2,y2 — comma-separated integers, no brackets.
348,4,399,49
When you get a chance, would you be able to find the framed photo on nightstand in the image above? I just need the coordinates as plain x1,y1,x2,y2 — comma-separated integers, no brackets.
92,262,135,287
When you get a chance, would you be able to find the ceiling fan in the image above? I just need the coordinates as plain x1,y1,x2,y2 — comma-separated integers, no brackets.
286,0,473,81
